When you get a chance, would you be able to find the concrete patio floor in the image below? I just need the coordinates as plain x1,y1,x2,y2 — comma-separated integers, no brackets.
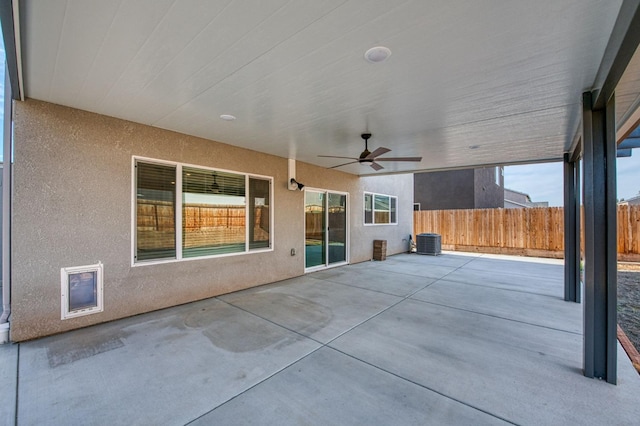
1,252,639,425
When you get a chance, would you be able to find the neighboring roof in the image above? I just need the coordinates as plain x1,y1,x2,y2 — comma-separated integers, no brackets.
504,199,532,209
504,188,532,200
623,194,640,204
3,1,640,175
504,187,551,208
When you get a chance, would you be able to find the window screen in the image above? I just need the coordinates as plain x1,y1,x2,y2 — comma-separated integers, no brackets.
182,167,246,257
364,193,373,224
135,162,177,261
374,194,390,224
249,177,270,250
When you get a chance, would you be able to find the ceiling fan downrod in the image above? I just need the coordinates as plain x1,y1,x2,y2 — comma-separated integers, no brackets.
360,133,372,160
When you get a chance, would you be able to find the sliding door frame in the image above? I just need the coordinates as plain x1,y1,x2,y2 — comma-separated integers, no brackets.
303,187,349,272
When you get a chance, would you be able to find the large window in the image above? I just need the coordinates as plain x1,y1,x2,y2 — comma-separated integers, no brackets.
134,158,272,264
364,192,397,225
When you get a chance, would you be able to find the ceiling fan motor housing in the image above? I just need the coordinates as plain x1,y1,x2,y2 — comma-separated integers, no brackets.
359,133,372,161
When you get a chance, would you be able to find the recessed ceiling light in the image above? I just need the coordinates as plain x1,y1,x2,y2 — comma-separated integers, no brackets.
220,114,236,121
364,46,392,63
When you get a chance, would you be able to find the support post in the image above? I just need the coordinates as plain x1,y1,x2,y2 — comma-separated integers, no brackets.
582,91,617,384
563,153,580,303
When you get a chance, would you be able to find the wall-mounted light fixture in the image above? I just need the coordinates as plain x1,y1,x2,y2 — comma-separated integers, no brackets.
290,178,305,191
288,159,305,191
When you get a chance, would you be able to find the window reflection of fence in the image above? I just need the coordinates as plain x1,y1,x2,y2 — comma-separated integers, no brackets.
137,201,176,231
305,211,346,242
183,204,246,229
138,202,271,229
137,201,269,250
414,205,640,261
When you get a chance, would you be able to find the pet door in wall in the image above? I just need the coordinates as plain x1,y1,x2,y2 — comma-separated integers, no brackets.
61,262,104,320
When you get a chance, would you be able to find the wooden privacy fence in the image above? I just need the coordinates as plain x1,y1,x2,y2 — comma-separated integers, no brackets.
137,202,270,230
305,212,346,241
414,205,640,261
137,201,269,250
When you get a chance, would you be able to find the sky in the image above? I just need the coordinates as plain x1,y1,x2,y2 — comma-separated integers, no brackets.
504,153,640,207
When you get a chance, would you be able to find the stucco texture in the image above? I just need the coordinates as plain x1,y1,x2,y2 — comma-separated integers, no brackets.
10,100,413,341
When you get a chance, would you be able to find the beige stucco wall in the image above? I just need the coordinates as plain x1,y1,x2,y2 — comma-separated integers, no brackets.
10,99,413,341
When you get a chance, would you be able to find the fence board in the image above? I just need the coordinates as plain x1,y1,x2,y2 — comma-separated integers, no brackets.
414,205,640,259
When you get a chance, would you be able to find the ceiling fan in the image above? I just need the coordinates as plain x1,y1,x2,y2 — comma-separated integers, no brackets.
319,133,422,171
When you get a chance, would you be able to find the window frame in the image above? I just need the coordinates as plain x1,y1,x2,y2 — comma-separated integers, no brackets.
131,156,273,266
363,192,398,225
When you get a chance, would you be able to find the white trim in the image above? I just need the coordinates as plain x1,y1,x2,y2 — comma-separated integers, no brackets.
131,156,274,266
132,246,273,267
61,262,104,320
303,188,349,273
247,175,274,251
245,174,250,252
130,156,137,267
287,159,297,190
269,179,274,250
1,68,13,327
364,191,398,225
175,164,183,260
12,0,24,101
303,188,322,271
133,155,273,181
328,190,350,267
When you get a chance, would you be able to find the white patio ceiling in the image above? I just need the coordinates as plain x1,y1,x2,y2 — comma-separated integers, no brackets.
19,0,632,175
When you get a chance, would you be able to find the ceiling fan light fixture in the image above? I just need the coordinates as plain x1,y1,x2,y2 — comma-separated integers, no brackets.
318,132,421,171
364,46,391,63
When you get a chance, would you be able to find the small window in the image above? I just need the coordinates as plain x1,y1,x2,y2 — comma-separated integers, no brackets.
61,263,104,320
364,192,397,225
413,203,421,211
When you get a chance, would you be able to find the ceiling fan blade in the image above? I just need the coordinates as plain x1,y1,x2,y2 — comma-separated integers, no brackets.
365,147,391,159
374,156,423,162
370,162,384,171
319,155,359,160
330,161,359,169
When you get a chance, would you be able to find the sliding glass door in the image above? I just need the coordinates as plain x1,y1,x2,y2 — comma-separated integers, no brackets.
305,190,348,270
305,191,325,268
328,192,347,264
